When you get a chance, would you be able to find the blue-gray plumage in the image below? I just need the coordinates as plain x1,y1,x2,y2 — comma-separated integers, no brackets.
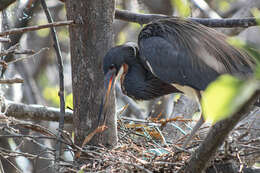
103,18,254,99
101,18,256,147
103,43,178,100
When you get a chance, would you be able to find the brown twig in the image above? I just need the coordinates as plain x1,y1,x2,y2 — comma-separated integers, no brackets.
0,20,73,37
0,78,24,84
0,43,35,57
75,125,108,158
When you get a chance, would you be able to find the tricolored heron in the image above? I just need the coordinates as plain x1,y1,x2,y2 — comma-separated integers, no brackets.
101,18,256,147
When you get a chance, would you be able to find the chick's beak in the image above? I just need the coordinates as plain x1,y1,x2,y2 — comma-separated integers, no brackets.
98,68,116,126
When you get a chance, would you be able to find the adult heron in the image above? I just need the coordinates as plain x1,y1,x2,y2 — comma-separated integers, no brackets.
101,18,255,147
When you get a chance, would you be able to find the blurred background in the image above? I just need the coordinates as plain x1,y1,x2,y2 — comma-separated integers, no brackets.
0,0,260,172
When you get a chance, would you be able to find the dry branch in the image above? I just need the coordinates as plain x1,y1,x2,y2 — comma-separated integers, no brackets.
2,99,260,172
0,43,35,57
179,92,260,173
0,37,11,42
0,78,24,84
4,100,73,123
115,9,259,28
0,20,73,37
7,47,49,65
40,0,66,164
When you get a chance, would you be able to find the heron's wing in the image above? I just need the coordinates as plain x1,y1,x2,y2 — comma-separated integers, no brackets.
138,36,218,90
138,18,254,91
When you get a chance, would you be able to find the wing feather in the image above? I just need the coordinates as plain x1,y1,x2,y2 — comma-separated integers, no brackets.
138,18,254,90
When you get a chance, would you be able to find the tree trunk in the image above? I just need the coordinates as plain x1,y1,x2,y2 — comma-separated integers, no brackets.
65,0,116,147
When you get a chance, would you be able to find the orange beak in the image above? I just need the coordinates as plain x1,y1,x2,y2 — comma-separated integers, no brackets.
98,68,116,126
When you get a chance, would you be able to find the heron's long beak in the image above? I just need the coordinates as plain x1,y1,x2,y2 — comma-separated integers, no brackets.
98,68,116,126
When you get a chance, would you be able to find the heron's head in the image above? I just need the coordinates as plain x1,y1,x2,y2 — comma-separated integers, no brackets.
103,42,138,94
99,42,138,125
103,42,138,76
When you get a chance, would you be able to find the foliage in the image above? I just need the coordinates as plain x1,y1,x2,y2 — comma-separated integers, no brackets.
171,0,191,17
202,75,259,123
43,86,60,106
43,86,73,108
66,93,73,109
202,35,260,123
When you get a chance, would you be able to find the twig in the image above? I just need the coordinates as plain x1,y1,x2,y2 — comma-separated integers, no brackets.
0,78,23,84
7,47,49,64
0,135,56,140
115,9,259,28
0,20,73,37
0,43,35,57
122,162,152,173
0,159,5,173
179,92,260,173
0,37,10,42
4,100,73,123
0,47,48,75
40,0,65,167
0,146,55,161
0,154,23,173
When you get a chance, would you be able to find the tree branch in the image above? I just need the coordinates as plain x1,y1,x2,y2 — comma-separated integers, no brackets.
0,78,23,84
179,91,260,173
115,9,259,28
4,100,73,123
0,20,73,37
40,0,66,166
0,37,10,42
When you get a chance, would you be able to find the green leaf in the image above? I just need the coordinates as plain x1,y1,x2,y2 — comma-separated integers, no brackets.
255,64,260,80
202,75,258,124
227,37,260,79
65,93,73,109
77,169,84,173
43,86,60,107
172,0,191,17
226,37,246,49
218,1,230,12
251,8,260,26
116,31,126,45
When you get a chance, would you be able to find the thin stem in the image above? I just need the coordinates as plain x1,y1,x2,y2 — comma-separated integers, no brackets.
40,0,65,169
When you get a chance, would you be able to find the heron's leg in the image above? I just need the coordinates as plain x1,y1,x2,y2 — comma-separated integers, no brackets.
182,115,205,148
182,91,204,148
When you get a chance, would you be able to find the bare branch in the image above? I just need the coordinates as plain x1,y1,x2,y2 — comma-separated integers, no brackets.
0,37,11,42
0,78,23,84
179,91,260,173
115,9,259,28
0,43,35,57
0,20,74,37
40,0,66,165
7,47,49,64
4,100,73,123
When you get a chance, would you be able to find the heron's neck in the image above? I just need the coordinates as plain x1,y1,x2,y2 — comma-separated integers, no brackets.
124,49,140,66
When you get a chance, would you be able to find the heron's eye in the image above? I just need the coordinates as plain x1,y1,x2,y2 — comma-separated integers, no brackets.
109,64,115,69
